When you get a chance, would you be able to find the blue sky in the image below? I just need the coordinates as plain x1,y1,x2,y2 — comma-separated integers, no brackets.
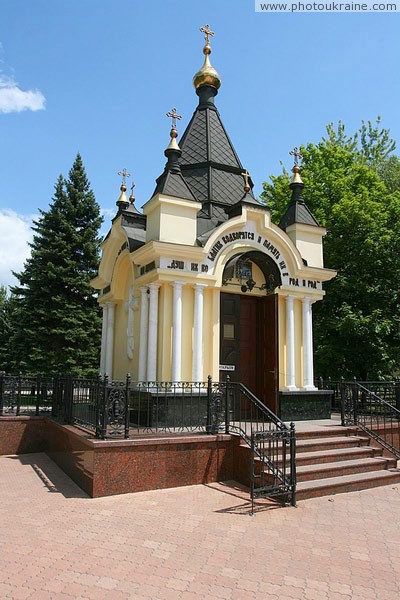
1,1,399,287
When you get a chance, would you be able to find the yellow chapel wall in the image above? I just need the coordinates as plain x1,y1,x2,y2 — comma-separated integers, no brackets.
278,295,286,391
112,301,127,380
111,258,138,381
294,297,303,388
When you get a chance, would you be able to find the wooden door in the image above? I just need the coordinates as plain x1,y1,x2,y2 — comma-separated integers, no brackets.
239,296,257,390
220,292,278,414
257,294,278,413
219,293,240,382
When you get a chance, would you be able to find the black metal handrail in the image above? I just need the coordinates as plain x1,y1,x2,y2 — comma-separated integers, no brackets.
221,379,296,508
341,381,400,459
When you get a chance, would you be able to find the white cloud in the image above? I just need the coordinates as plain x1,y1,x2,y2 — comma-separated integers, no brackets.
101,207,115,220
0,210,34,288
0,74,45,113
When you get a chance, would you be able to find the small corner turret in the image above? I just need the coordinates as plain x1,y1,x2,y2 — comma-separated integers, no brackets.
143,107,200,245
279,148,327,268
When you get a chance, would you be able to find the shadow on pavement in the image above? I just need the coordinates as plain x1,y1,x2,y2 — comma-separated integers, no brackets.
205,480,284,516
6,453,89,499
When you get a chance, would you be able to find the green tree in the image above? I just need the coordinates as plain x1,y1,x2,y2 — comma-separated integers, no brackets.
9,154,103,376
0,285,13,372
261,120,400,379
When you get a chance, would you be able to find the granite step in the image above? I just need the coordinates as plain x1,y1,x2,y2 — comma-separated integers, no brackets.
294,435,370,453
295,426,359,440
287,445,382,466
296,456,397,482
296,469,400,500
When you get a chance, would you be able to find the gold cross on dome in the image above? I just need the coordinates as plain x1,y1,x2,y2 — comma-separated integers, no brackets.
118,168,131,184
166,107,182,130
241,170,251,191
200,23,215,45
289,147,302,167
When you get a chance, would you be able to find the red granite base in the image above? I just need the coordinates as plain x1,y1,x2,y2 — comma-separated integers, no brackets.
0,416,48,455
0,417,243,497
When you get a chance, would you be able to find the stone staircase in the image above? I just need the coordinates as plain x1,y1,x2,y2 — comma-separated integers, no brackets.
294,425,400,500
247,424,400,501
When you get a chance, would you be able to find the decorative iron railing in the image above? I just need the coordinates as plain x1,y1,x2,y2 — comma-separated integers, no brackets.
341,381,400,459
221,379,296,509
0,373,54,416
315,377,400,414
1,372,297,506
315,377,342,412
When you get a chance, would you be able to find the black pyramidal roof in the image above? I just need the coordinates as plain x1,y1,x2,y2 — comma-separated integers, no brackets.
279,179,320,230
153,85,264,238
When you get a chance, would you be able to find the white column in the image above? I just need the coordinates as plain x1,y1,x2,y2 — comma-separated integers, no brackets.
99,303,108,374
309,299,316,390
192,284,206,382
285,295,297,391
147,283,161,381
138,287,149,382
302,296,315,390
105,301,115,378
171,281,184,382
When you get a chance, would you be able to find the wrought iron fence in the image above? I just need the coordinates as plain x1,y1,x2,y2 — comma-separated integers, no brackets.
315,377,400,413
315,377,342,412
341,381,400,459
221,379,296,508
0,373,54,416
1,372,297,506
131,380,210,434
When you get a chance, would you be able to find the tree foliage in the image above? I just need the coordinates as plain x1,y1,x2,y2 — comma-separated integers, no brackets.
7,154,103,376
0,285,14,372
261,119,400,379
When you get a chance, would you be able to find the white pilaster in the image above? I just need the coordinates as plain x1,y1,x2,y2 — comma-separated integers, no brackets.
100,303,108,374
138,287,149,382
192,284,207,382
309,299,316,389
105,301,115,378
171,281,184,382
285,295,297,391
147,283,161,381
302,296,316,390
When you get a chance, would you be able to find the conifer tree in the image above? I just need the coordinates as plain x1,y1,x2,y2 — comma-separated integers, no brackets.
0,285,13,372
9,154,103,375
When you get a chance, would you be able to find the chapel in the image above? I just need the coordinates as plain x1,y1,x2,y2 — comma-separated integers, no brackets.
91,25,336,421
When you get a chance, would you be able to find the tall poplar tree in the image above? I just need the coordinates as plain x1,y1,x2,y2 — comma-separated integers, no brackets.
9,154,103,375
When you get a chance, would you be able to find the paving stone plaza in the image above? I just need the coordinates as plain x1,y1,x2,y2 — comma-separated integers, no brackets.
1,452,400,600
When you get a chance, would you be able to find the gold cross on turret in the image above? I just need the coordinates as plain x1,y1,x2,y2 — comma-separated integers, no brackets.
200,23,215,45
118,168,131,185
166,107,182,130
289,147,302,167
129,182,135,203
241,170,251,192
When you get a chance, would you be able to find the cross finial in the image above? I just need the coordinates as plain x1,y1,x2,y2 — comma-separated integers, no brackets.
166,107,182,130
241,170,251,192
118,168,131,185
289,147,302,167
200,24,215,45
129,182,135,203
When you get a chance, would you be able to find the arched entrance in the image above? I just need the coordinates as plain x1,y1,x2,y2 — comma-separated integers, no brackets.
219,251,281,413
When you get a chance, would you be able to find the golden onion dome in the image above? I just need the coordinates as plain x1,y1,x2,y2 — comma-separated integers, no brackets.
193,24,221,90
